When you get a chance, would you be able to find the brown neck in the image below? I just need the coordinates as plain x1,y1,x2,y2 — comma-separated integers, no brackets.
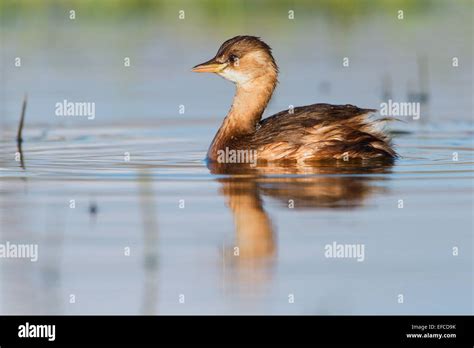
207,74,276,161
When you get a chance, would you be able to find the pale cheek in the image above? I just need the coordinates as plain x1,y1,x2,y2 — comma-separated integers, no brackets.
218,69,250,84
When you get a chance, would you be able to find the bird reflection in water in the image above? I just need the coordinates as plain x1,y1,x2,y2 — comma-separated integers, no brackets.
209,160,393,301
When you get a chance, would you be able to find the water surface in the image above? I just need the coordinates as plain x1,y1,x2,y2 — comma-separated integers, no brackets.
0,120,472,314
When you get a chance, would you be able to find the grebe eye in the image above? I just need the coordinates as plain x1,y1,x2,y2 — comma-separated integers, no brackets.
229,54,239,63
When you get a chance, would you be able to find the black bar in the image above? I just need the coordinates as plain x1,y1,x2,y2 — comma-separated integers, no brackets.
0,315,472,346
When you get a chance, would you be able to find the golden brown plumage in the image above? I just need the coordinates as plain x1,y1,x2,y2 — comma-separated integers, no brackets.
192,35,396,164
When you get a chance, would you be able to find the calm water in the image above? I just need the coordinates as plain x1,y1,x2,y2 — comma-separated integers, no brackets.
0,0,473,315
0,120,472,314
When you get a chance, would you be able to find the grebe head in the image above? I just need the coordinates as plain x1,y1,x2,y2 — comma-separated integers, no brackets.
192,35,278,86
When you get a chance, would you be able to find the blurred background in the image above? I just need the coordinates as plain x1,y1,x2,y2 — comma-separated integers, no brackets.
1,0,472,128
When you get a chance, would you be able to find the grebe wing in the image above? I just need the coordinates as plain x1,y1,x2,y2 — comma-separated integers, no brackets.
250,103,396,160
257,104,376,137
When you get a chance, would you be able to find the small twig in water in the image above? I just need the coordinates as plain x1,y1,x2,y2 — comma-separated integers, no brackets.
16,94,27,169
17,94,27,144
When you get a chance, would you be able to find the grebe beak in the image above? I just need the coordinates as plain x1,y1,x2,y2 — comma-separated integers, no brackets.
192,58,227,73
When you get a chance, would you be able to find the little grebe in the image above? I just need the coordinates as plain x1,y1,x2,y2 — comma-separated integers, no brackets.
192,36,396,163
